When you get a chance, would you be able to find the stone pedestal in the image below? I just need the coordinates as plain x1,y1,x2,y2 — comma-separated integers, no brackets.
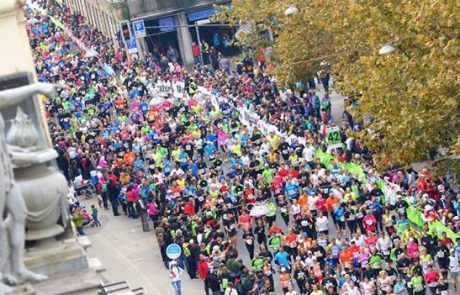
24,239,89,276
22,238,102,294
30,268,101,295
15,164,68,241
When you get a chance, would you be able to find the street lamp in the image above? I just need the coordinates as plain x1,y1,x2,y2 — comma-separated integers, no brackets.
379,43,411,58
284,5,299,16
379,44,396,55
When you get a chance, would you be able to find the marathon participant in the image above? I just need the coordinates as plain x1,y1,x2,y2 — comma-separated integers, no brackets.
26,1,460,295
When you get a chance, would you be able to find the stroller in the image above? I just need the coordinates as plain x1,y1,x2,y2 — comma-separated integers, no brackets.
72,175,94,199
81,208,93,227
69,201,92,226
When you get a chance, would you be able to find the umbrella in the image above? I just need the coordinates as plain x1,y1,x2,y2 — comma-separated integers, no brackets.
250,203,270,217
27,18,40,25
84,48,98,58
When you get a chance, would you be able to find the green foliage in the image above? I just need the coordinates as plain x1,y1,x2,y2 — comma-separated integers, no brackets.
215,0,460,173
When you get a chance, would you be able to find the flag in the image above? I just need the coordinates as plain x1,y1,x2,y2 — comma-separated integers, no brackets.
103,63,114,76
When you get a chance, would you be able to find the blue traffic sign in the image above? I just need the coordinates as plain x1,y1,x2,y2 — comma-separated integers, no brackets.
166,243,182,259
126,39,138,54
132,20,146,38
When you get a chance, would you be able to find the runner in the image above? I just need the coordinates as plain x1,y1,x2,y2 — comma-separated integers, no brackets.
25,2,460,295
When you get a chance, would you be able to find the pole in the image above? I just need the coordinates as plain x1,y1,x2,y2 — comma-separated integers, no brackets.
145,24,235,29
123,40,131,64
195,21,203,65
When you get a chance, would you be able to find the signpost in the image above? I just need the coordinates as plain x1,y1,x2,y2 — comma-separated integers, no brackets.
126,39,138,54
120,20,131,42
195,19,210,64
326,126,342,149
132,20,146,38
166,244,182,260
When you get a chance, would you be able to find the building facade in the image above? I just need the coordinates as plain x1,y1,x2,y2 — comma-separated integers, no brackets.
130,0,231,65
63,0,129,49
63,0,231,65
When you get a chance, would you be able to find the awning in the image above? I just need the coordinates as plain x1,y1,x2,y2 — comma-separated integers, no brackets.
159,16,177,32
187,7,215,22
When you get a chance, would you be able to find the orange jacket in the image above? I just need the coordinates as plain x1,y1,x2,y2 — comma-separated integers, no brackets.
325,195,339,212
123,151,135,165
298,194,308,208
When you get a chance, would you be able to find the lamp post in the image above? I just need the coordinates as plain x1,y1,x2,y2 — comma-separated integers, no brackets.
379,44,396,55
379,43,410,58
284,5,299,16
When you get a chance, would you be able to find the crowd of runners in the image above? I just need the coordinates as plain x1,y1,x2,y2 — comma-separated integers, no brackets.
25,1,460,295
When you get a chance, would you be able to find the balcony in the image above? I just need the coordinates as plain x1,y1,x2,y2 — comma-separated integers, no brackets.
129,0,223,19
151,0,216,10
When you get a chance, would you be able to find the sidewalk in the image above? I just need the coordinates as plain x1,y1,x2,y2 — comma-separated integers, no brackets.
83,198,204,294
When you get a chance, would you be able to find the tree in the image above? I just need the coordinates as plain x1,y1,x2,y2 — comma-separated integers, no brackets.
215,0,460,172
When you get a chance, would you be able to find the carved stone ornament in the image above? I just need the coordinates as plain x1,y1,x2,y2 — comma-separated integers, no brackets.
6,106,39,148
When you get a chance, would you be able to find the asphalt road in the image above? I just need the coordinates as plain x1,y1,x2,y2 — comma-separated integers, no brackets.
83,88,345,294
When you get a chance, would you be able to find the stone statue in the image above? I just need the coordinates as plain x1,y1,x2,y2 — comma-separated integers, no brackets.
0,83,59,292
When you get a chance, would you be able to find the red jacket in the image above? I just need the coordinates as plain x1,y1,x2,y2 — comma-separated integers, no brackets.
197,259,209,280
192,44,201,57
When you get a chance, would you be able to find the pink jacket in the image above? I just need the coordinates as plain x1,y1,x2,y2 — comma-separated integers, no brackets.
407,242,420,259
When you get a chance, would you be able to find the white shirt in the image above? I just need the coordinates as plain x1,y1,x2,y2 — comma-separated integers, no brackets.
449,255,460,272
352,235,366,248
260,142,270,155
152,172,164,181
308,195,319,210
345,286,362,295
376,237,393,254
303,145,316,162
310,174,319,186
241,155,250,167
291,204,301,215
168,265,183,282
224,288,238,295
316,216,329,232
171,168,184,176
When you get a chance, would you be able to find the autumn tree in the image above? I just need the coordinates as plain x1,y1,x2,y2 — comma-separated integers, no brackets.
215,0,460,172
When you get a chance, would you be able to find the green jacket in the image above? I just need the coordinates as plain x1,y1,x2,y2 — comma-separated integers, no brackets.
266,202,277,217
201,42,210,53
72,212,83,227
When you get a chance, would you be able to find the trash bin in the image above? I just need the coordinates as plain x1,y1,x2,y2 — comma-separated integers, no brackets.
140,212,149,232
136,198,149,232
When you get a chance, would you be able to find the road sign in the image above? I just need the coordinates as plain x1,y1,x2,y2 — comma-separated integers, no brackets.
326,126,342,148
132,20,146,38
196,19,210,26
166,244,182,260
126,39,138,54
